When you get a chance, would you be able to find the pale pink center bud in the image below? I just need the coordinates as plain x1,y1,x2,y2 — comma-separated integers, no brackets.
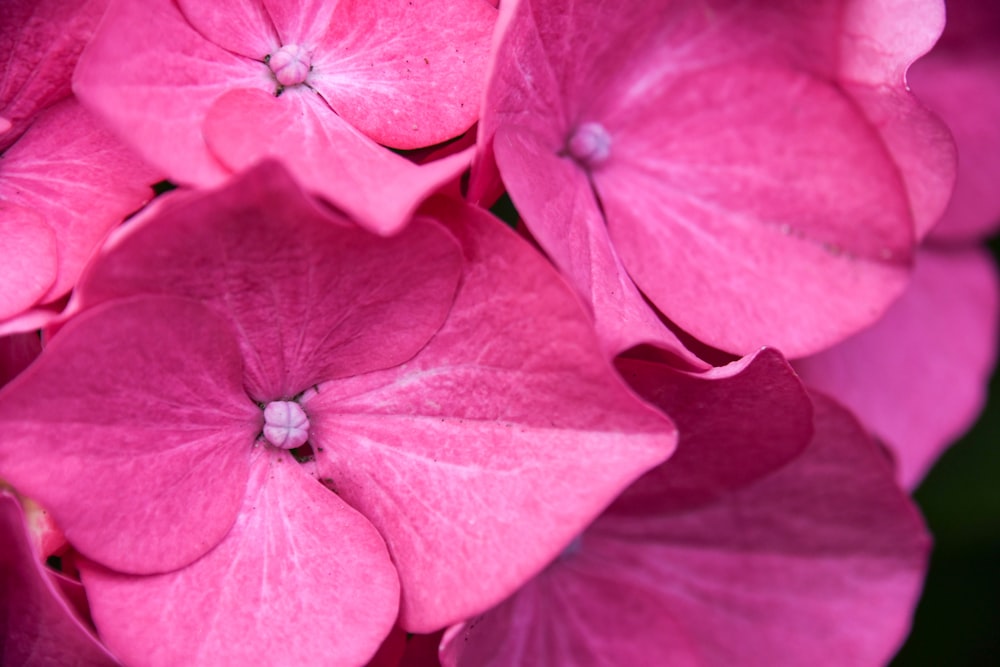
263,400,310,449
267,44,311,87
567,122,612,167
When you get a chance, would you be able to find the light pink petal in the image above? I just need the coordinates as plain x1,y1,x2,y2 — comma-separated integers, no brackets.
444,395,929,667
309,0,494,148
908,2,1000,241
306,198,676,632
795,247,1000,488
494,125,701,362
80,447,399,667
176,0,278,59
77,162,463,402
0,0,107,140
596,63,914,356
0,98,157,303
203,87,471,234
0,201,57,320
613,347,813,513
261,0,341,48
0,492,122,667
73,0,272,185
0,296,261,574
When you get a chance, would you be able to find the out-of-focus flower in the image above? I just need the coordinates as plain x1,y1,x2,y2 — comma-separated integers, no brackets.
441,359,930,666
0,0,158,329
73,0,496,233
0,162,675,666
474,0,956,357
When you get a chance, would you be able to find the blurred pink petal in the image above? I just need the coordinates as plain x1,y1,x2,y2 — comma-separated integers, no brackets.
795,247,1000,488
443,394,929,666
81,447,399,667
0,201,56,321
0,492,122,667
306,197,677,631
0,297,261,574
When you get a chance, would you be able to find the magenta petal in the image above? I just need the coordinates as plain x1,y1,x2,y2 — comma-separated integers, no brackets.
0,200,56,320
80,447,399,667
495,125,700,361
0,296,261,574
1,98,157,303
261,0,341,47
795,247,1000,488
0,330,41,389
309,0,494,148
73,0,271,185
306,199,676,631
203,88,469,234
0,492,122,667
78,162,463,401
613,347,813,513
444,395,929,667
176,0,278,59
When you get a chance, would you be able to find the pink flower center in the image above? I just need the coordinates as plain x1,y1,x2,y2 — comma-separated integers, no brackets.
267,44,312,88
566,122,612,168
263,400,310,449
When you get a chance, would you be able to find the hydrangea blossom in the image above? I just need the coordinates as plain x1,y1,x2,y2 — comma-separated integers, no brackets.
473,0,956,356
73,0,496,234
0,162,675,666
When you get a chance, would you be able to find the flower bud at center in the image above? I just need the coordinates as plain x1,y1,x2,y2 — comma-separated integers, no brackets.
567,122,612,167
268,44,311,87
263,400,310,449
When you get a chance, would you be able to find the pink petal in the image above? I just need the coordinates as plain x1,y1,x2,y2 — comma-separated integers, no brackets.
73,0,272,185
795,247,1000,488
203,88,470,235
908,1,1000,241
443,395,929,667
0,492,122,667
0,98,157,304
80,447,399,667
0,0,107,140
77,161,463,402
306,198,677,631
309,0,495,148
494,125,702,362
613,347,813,514
0,200,57,320
0,330,41,389
176,0,278,59
261,0,341,48
0,296,261,574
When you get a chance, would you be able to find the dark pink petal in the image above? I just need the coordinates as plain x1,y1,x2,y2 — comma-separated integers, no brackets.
0,492,122,667
77,162,463,401
908,1,1000,241
1,98,157,303
203,88,471,235
73,0,271,185
795,247,1000,488
306,198,676,632
309,0,495,148
80,447,399,667
0,296,261,574
595,63,914,356
495,125,701,361
613,347,813,513
176,0,278,59
443,395,929,667
0,0,107,142
0,331,41,389
0,201,56,321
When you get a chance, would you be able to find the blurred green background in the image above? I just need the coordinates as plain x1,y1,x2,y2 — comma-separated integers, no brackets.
893,236,1000,667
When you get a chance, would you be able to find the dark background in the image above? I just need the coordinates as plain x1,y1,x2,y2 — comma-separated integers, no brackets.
893,236,1000,666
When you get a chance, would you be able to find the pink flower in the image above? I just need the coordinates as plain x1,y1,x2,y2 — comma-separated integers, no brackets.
73,0,496,234
0,490,122,667
0,0,158,327
0,162,675,666
473,0,956,356
441,355,930,666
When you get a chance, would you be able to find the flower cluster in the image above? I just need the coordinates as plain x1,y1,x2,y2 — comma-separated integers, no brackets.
0,1,996,666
